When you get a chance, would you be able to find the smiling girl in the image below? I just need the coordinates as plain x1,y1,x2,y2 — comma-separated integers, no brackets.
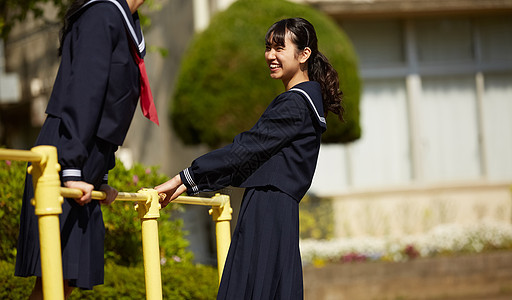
156,17,343,299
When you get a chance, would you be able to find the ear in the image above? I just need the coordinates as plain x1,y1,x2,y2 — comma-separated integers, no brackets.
299,47,312,64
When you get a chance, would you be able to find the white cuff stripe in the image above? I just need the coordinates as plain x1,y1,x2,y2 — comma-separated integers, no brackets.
183,168,198,193
62,169,82,178
289,88,326,124
103,174,108,181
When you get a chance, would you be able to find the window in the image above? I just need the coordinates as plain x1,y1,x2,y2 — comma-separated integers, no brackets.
310,15,512,194
482,73,512,180
419,75,481,181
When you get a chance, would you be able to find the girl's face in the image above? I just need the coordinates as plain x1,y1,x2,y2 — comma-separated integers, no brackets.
265,31,310,89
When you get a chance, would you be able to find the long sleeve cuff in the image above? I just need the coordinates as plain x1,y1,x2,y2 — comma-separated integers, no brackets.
180,168,199,195
62,168,82,182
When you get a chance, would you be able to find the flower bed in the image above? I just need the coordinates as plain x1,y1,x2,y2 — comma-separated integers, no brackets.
300,221,512,265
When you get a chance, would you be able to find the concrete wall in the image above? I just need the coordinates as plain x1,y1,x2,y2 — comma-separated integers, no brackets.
331,182,512,238
303,251,512,300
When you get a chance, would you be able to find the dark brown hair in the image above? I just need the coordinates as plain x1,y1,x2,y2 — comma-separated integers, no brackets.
265,17,344,120
58,0,90,56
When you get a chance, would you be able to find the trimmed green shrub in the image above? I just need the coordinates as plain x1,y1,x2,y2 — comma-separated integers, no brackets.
0,157,192,267
299,195,334,240
103,160,193,266
0,260,34,299
0,260,218,299
171,0,361,148
0,160,26,263
0,157,218,298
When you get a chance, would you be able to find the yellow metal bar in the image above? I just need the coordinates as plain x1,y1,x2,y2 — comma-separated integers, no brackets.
208,194,232,283
136,189,163,300
28,146,64,300
172,195,225,206
0,148,43,162
60,187,148,202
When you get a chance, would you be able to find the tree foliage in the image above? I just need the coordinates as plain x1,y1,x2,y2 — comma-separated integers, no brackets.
171,0,361,148
0,0,157,40
0,0,69,39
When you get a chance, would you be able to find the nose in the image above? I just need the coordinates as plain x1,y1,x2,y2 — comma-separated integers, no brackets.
266,48,276,60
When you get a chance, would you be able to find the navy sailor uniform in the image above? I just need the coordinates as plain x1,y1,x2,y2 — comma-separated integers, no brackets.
180,81,326,299
15,0,146,289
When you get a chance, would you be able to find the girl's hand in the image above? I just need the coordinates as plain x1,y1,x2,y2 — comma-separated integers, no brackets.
155,174,187,208
99,184,118,205
64,181,94,206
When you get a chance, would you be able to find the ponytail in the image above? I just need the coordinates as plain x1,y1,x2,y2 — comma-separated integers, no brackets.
309,51,344,121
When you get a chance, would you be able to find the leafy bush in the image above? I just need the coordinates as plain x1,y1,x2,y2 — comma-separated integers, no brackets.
0,160,26,263
171,0,361,148
299,195,334,240
0,157,192,267
0,260,218,300
103,159,193,266
0,156,217,298
0,260,34,299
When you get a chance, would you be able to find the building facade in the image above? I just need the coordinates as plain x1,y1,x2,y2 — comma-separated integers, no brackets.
1,0,511,261
298,0,512,237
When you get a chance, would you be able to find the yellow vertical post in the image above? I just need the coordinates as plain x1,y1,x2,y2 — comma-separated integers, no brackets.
28,146,64,300
136,189,163,300
209,194,232,283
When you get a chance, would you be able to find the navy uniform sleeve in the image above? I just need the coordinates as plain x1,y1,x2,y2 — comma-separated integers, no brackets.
58,4,121,182
180,93,309,194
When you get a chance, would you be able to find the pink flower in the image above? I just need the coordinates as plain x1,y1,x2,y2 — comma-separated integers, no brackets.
5,160,12,166
404,244,419,259
132,175,139,185
145,168,151,175
341,252,367,263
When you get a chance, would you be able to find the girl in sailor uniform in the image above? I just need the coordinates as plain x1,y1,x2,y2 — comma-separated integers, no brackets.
15,0,157,298
156,18,344,300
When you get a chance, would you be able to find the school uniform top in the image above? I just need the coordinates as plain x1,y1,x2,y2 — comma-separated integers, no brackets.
180,81,326,201
15,0,147,290
45,0,145,184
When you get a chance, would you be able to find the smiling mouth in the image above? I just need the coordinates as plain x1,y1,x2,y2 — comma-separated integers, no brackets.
269,63,281,70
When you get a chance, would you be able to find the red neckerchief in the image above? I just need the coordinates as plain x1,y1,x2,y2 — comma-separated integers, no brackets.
129,39,159,125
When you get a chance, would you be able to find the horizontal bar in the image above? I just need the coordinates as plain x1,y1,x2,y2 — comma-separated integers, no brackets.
0,149,43,162
61,188,225,206
60,187,148,202
172,195,224,207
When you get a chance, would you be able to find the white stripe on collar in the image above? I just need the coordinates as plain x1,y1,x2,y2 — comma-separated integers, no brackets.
289,88,326,125
80,0,145,53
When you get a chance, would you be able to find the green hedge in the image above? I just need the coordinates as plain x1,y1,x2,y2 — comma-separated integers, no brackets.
0,260,218,299
171,0,361,148
0,157,217,299
299,195,334,240
0,160,26,263
104,160,193,266
0,158,191,267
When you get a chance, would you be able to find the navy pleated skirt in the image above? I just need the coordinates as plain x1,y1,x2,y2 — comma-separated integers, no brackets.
217,187,303,300
15,116,113,290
